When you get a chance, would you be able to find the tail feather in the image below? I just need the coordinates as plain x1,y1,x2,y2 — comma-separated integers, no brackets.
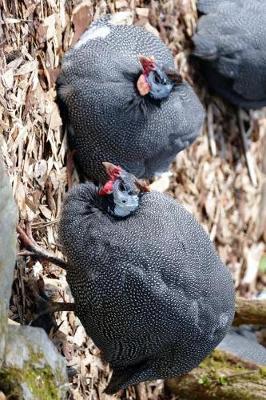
104,359,151,394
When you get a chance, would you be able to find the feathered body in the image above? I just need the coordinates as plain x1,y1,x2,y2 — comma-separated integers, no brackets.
57,14,204,181
59,173,235,393
193,0,266,108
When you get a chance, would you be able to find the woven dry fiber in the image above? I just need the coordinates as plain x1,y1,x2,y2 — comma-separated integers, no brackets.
0,0,265,399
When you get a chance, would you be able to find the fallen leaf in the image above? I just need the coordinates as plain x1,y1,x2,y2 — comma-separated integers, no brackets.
71,2,92,46
14,60,38,76
2,69,14,90
39,205,52,220
243,243,265,287
73,325,87,347
34,159,48,187
44,14,56,41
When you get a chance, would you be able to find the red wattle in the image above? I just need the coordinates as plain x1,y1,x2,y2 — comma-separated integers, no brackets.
99,180,114,196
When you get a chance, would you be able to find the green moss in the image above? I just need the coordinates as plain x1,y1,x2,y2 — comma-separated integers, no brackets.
167,349,266,400
260,367,266,378
195,350,266,399
198,375,211,386
0,368,22,399
200,349,257,377
0,301,7,335
0,356,62,400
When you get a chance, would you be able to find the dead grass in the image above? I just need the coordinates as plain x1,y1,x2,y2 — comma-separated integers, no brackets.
0,0,265,399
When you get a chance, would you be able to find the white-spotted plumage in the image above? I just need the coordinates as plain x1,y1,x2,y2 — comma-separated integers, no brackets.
57,14,205,182
193,0,266,108
59,180,235,393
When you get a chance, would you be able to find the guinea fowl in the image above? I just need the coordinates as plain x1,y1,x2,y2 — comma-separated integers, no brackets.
56,14,205,182
192,0,266,109
58,162,235,393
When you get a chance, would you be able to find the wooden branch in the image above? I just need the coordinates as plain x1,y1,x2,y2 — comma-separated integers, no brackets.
134,383,148,400
166,350,266,400
234,297,266,326
166,299,266,399
257,132,266,241
45,301,76,313
31,301,76,323
17,224,67,270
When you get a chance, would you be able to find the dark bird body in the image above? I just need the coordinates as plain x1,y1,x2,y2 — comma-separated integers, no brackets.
193,0,266,108
57,14,204,182
59,165,235,393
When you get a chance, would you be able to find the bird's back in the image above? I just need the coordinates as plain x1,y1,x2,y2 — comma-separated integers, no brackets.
193,0,266,108
59,184,234,389
57,15,204,181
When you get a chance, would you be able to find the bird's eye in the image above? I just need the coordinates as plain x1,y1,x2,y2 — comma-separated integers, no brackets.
119,182,126,191
154,73,161,84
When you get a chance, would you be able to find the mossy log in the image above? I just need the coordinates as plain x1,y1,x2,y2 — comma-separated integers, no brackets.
166,350,266,400
234,298,266,326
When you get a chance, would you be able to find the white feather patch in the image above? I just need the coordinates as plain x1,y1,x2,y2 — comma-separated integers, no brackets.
74,26,111,49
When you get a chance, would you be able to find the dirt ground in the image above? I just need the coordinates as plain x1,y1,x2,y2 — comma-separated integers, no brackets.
1,0,266,399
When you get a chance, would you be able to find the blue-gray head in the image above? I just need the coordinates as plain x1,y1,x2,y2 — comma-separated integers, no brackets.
137,56,182,100
99,162,149,218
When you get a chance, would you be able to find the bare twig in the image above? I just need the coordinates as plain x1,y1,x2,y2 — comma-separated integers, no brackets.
238,109,258,187
31,301,76,322
135,382,148,400
257,133,266,240
207,103,217,156
17,224,67,270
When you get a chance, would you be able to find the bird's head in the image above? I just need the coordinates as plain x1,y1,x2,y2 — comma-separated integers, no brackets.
137,55,182,100
99,162,149,218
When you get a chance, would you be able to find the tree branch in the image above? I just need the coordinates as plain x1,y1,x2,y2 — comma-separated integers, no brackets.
234,297,266,326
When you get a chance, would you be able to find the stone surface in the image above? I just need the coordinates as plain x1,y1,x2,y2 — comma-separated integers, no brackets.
0,153,17,363
1,325,67,400
0,152,67,399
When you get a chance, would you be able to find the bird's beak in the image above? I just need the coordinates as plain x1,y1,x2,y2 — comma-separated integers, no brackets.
135,179,150,193
165,69,183,84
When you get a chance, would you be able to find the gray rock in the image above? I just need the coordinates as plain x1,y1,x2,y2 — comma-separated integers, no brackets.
218,327,266,365
0,153,67,399
0,153,17,362
2,324,67,400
